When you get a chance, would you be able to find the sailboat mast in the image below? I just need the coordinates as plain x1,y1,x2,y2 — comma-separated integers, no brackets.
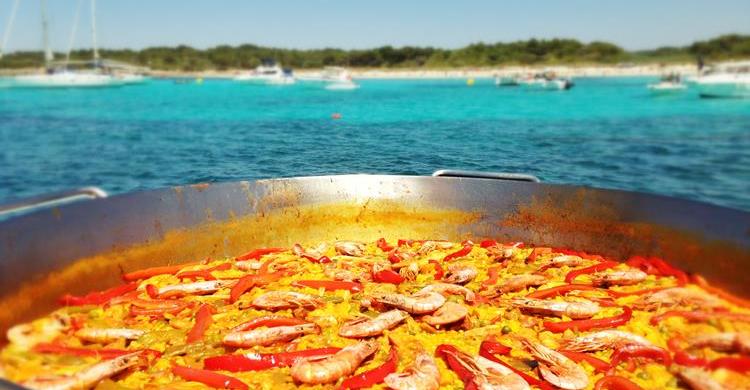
41,0,53,65
90,0,99,61
0,0,20,60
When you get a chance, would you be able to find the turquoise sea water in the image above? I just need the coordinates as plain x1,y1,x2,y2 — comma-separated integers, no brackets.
0,77,749,210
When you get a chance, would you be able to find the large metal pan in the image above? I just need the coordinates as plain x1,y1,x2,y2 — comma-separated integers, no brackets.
1,173,749,350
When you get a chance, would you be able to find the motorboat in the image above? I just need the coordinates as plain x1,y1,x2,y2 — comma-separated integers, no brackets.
647,73,687,94
494,73,520,87
691,61,750,98
234,60,296,85
299,66,359,89
519,72,573,90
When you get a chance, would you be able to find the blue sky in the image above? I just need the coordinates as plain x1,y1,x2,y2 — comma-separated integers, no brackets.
2,0,749,52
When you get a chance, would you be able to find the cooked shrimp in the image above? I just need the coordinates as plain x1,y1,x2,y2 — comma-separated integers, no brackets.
157,279,236,298
673,366,727,390
290,339,379,384
436,347,528,390
635,287,723,310
539,255,586,270
509,298,599,319
443,264,478,285
486,244,517,261
223,323,319,347
293,242,328,259
590,269,647,287
519,338,588,390
561,330,655,352
339,309,408,338
75,328,145,344
473,355,530,390
252,291,324,311
418,240,455,254
483,274,547,297
384,352,441,390
235,259,263,271
422,302,468,326
419,283,476,303
7,312,71,350
335,241,365,257
399,262,421,281
22,352,142,390
372,291,446,314
686,332,750,354
325,267,370,282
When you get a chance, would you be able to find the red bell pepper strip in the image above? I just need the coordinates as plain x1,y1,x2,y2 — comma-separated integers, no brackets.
204,348,341,372
186,304,214,343
229,270,288,303
525,247,552,263
292,244,332,264
594,376,643,390
387,250,403,264
544,306,632,333
145,284,160,299
235,247,286,261
339,341,398,389
293,280,363,292
609,345,672,369
479,340,511,356
435,345,476,385
560,351,610,373
33,343,161,360
376,238,394,252
428,260,444,280
708,357,750,373
177,263,232,281
373,269,405,284
650,310,750,325
565,261,619,283
477,342,554,390
443,241,474,261
675,351,708,367
480,239,498,248
123,264,187,282
481,266,502,288
231,315,308,332
625,256,687,285
172,363,248,389
59,282,138,306
526,284,605,299
692,274,750,308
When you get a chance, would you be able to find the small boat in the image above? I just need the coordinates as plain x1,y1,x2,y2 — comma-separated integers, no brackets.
494,73,520,87
647,73,687,94
691,61,750,99
299,66,359,89
234,60,296,85
13,69,117,88
519,72,573,90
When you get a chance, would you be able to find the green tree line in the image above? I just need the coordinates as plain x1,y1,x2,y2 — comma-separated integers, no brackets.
1,34,748,71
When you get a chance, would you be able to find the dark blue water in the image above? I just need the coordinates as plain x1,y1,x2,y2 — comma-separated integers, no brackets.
1,77,749,210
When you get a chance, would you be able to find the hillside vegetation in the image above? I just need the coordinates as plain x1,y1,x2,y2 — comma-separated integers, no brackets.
1,34,748,71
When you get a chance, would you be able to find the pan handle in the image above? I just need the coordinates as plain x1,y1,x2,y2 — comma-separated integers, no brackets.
432,169,541,182
0,186,108,219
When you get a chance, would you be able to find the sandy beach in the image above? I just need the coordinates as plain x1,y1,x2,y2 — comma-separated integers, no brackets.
0,63,702,79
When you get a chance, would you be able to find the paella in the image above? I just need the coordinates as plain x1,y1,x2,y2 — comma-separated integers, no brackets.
1,239,749,389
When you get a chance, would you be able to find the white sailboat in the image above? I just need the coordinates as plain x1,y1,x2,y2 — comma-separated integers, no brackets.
12,0,119,88
519,72,573,90
691,61,750,98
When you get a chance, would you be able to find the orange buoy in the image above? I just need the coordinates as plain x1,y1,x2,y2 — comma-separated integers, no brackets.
331,113,342,120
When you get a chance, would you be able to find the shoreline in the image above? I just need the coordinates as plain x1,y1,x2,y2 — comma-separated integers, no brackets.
0,63,701,79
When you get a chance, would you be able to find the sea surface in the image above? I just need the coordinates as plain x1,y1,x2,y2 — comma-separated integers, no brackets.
1,77,749,211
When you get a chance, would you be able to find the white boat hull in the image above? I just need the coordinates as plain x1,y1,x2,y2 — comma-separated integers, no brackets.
234,73,295,85
647,82,687,94
12,72,120,88
520,78,572,90
694,81,750,98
